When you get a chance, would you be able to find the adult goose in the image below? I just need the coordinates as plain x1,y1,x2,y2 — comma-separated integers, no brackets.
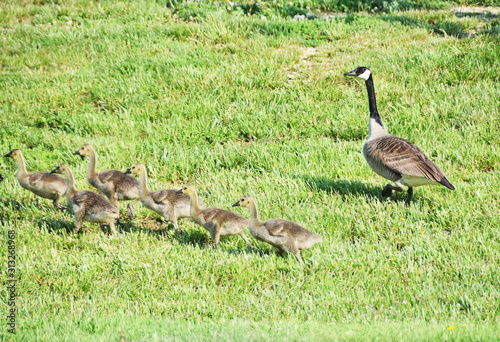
344,67,455,206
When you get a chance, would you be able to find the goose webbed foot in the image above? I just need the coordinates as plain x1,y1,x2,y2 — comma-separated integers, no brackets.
382,184,403,197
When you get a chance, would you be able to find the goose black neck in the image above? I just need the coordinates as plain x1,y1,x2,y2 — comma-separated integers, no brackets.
365,75,383,125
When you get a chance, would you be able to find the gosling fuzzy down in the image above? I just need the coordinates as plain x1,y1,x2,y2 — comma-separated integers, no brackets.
125,163,192,231
4,149,67,209
233,195,322,263
51,163,119,234
344,66,455,206
177,184,252,247
74,144,139,217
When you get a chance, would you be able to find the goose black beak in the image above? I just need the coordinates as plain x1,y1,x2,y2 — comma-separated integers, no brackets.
343,70,357,76
4,152,12,158
124,169,131,174
232,201,240,207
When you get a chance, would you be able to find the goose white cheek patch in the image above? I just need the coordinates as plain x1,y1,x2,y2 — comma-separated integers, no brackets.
358,69,372,81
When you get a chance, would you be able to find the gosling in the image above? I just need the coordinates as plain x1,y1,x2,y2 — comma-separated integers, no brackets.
4,149,67,209
233,195,322,263
51,163,119,234
125,163,192,231
177,184,252,247
74,144,139,218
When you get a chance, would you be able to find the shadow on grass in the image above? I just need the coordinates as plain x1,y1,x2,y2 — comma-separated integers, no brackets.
301,175,381,197
35,217,74,235
380,10,500,38
300,175,414,206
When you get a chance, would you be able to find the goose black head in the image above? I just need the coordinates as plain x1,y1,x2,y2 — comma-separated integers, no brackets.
344,67,372,81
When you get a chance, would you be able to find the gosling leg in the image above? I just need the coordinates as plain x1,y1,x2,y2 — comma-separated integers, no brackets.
239,232,253,248
53,199,67,211
126,202,135,219
74,211,85,234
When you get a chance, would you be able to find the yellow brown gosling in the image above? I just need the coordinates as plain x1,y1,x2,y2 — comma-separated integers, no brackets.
344,67,455,206
233,195,322,264
125,163,192,231
51,163,119,234
74,144,139,218
177,184,252,247
4,149,67,210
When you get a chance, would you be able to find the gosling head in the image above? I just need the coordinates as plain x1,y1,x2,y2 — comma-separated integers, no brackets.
344,66,371,81
50,163,71,175
177,184,195,195
232,195,254,208
124,163,144,176
4,149,21,159
73,144,93,159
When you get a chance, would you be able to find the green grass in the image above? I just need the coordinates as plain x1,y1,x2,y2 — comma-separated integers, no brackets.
1,1,499,341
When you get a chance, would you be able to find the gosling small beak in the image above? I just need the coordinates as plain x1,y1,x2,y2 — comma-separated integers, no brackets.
50,168,58,174
4,151,12,158
124,169,131,174
232,201,240,207
73,150,80,155
176,189,184,194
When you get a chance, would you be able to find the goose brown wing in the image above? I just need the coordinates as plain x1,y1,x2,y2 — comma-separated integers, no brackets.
374,136,447,183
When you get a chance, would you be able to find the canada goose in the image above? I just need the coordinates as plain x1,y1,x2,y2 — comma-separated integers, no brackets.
177,185,252,247
4,149,67,209
233,195,322,263
125,163,192,231
74,144,139,217
51,163,119,234
344,67,455,206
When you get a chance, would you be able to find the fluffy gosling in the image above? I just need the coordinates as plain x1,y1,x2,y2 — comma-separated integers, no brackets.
74,144,139,217
4,149,67,209
177,184,252,247
233,195,322,263
51,163,119,234
125,163,192,231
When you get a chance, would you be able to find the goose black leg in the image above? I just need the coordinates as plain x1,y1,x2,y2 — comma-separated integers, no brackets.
405,187,413,207
382,184,404,197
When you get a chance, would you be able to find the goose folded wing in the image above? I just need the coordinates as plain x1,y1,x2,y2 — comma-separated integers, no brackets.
377,137,445,182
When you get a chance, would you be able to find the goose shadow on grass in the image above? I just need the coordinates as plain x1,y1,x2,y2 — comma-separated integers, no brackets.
300,175,381,198
298,175,409,205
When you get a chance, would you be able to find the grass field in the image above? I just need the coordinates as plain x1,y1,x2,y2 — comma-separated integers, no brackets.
1,0,499,341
